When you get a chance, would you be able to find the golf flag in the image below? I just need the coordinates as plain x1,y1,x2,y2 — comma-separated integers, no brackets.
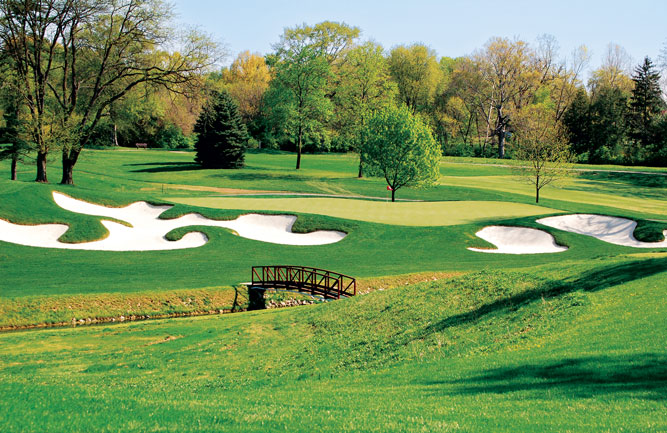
387,185,393,191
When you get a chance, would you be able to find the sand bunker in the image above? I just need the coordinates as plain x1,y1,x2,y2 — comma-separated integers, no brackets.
537,214,667,248
0,192,346,251
468,226,568,254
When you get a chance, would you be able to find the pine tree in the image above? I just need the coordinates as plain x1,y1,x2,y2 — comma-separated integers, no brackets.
628,57,666,149
563,88,591,157
194,90,249,168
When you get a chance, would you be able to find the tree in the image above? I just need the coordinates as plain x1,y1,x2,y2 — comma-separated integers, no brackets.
588,43,634,96
0,97,29,180
387,44,442,114
362,105,441,202
0,0,219,184
221,51,271,135
562,88,591,157
588,86,628,163
513,105,571,203
335,41,396,177
627,57,665,154
194,90,248,168
279,21,360,66
473,37,538,158
267,44,331,169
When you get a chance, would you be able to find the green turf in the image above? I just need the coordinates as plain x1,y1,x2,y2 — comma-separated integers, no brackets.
0,149,666,432
166,196,562,226
0,256,665,432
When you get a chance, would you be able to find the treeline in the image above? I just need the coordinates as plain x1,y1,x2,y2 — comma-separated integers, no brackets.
211,23,665,167
196,23,667,167
2,10,666,185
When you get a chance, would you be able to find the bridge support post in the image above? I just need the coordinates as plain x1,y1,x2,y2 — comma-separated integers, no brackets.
248,287,266,311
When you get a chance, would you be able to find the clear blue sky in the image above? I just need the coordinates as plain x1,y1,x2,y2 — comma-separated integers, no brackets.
171,0,667,77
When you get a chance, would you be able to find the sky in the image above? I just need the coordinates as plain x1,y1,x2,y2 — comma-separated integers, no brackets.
171,0,667,79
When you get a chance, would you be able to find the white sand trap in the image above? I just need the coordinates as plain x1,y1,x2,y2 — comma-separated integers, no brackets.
537,214,667,248
468,226,568,254
0,192,346,251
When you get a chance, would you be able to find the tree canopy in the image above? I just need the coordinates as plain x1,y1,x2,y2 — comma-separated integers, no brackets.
362,105,441,201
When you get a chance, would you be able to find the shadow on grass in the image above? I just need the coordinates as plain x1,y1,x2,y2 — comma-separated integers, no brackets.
571,172,667,200
127,162,202,173
218,171,313,182
428,354,667,399
427,258,667,334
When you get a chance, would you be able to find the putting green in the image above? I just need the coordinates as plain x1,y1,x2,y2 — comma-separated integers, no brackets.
166,196,561,226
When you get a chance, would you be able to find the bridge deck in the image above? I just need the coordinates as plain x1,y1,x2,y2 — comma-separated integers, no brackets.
250,265,356,300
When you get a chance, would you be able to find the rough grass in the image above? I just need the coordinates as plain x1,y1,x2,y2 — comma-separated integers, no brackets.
0,256,665,432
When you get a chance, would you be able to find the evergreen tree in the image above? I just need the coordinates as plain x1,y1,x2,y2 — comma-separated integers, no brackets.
588,86,628,163
627,57,666,158
194,90,249,169
563,88,591,157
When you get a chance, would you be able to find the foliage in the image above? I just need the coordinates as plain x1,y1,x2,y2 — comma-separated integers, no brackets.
512,105,572,203
562,88,590,156
0,94,30,180
266,43,332,168
588,43,634,96
362,105,441,201
627,57,666,160
335,41,397,175
387,44,442,114
194,90,248,168
0,0,218,184
473,37,539,158
221,51,271,140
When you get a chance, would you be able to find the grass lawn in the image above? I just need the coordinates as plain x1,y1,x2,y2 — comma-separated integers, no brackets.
166,196,562,226
0,149,665,432
1,256,665,432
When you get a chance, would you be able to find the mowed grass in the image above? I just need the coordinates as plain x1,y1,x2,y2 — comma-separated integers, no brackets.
167,196,562,226
0,149,666,432
0,149,665,300
0,256,665,432
441,175,667,216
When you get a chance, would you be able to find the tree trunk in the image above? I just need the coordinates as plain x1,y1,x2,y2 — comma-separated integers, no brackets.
296,125,302,170
498,130,505,159
358,158,363,178
391,188,395,202
60,149,81,185
113,123,119,146
535,186,540,203
10,156,17,180
36,151,48,183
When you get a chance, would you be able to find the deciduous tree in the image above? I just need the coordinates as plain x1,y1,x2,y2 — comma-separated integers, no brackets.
362,105,441,202
473,37,538,158
513,105,571,203
222,51,271,130
0,0,219,184
267,44,331,169
387,44,442,114
335,41,396,177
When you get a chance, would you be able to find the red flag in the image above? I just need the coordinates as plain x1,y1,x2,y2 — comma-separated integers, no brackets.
386,185,393,191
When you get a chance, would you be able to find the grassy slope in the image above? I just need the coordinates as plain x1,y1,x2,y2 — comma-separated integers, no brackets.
0,256,665,432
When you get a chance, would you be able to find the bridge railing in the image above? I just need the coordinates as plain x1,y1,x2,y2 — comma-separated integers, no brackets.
251,265,356,299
